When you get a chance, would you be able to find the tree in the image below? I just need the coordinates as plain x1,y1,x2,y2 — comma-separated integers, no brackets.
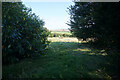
2,2,50,64
68,2,120,53
67,3,95,40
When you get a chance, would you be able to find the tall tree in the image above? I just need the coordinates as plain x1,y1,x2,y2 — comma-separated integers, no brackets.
68,2,120,53
68,2,95,40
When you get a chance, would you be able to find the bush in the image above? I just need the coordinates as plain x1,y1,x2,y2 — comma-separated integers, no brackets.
2,2,50,64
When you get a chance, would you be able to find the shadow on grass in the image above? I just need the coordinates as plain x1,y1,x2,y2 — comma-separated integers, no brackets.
79,43,120,79
48,42,120,79
3,42,120,79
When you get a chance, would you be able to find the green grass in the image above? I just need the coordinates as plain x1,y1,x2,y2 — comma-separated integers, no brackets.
3,38,119,79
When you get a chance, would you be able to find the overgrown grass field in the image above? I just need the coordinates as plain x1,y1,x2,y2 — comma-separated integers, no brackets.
3,37,119,79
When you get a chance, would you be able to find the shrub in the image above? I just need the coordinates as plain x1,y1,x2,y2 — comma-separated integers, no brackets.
2,2,50,64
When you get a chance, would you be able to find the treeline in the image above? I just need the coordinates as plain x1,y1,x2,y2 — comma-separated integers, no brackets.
68,2,120,54
2,2,50,64
49,32,73,37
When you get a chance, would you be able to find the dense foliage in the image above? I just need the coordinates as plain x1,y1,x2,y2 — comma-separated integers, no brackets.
2,2,50,64
68,2,120,54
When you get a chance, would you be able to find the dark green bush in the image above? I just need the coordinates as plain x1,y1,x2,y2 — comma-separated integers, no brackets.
2,2,50,64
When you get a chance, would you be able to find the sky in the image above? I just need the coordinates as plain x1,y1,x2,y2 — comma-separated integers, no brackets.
22,1,74,30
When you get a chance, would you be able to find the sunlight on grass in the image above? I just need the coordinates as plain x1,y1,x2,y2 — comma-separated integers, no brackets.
73,48,91,52
101,53,107,56
88,69,112,80
78,41,88,43
101,50,105,52
48,37,78,42
100,50,107,56
89,53,96,55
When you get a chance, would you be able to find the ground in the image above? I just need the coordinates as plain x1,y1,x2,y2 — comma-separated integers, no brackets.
3,37,118,79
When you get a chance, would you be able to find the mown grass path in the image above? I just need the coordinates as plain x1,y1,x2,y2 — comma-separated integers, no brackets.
3,38,117,79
